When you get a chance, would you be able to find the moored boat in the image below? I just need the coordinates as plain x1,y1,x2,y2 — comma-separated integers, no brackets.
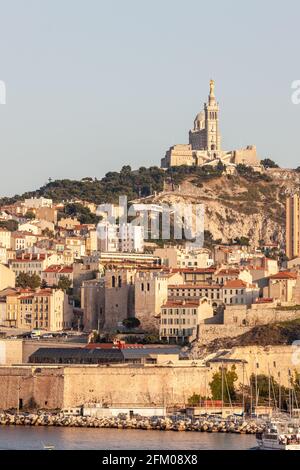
256,420,300,450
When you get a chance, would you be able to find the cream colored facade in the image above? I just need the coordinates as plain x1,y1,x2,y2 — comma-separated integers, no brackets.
286,194,300,259
0,264,16,290
160,298,214,344
58,217,80,230
154,246,212,269
263,272,298,303
23,197,53,209
213,267,253,285
4,289,72,331
11,232,37,251
168,283,223,307
0,247,7,264
85,230,98,254
18,223,40,235
0,228,11,249
161,80,261,170
65,237,86,259
223,279,260,306
9,253,64,277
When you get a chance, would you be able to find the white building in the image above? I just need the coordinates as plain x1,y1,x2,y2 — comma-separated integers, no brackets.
119,224,144,253
97,222,144,253
97,222,119,253
222,279,260,306
24,197,53,209
18,222,40,235
154,246,213,269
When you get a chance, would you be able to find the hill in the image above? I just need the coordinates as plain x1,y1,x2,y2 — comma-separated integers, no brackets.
1,164,300,245
189,318,300,359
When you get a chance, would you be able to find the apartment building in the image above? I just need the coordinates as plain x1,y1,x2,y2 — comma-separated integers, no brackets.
159,298,213,344
4,288,72,331
0,228,11,249
0,264,16,290
263,271,298,303
223,279,260,305
42,265,73,286
168,283,223,307
286,194,300,259
154,246,213,269
65,237,86,259
97,222,144,253
214,267,253,285
11,231,37,251
9,253,64,277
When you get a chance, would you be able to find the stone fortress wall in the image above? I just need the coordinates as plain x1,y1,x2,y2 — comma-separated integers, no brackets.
0,345,299,410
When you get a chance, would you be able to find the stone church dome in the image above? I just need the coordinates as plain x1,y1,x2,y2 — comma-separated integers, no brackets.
194,111,205,130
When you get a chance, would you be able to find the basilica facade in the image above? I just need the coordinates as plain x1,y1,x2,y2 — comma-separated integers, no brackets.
161,80,261,170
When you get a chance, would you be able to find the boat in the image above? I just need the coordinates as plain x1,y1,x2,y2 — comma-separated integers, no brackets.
256,420,300,450
42,443,55,450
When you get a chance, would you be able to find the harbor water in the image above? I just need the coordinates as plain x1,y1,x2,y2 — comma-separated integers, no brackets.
0,427,256,450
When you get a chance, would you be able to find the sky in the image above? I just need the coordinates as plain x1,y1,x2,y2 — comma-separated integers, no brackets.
0,0,300,196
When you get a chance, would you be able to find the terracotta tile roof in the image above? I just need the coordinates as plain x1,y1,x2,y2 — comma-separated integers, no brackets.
12,231,36,237
223,279,247,288
162,299,201,308
216,269,240,276
269,271,297,280
43,265,73,274
168,284,221,289
172,268,216,274
255,298,274,304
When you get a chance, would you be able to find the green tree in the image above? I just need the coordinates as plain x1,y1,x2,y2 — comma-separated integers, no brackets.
25,211,35,220
188,393,201,406
261,158,279,169
16,273,41,289
57,276,72,293
209,366,238,402
0,220,19,232
41,228,54,238
122,317,141,329
233,236,250,246
64,203,99,225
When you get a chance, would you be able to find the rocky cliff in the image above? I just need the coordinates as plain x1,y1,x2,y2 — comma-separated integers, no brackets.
148,168,300,246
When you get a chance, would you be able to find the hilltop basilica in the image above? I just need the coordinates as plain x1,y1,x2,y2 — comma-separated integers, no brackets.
161,80,261,170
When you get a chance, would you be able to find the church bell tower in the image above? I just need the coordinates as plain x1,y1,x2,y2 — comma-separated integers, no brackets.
204,80,221,152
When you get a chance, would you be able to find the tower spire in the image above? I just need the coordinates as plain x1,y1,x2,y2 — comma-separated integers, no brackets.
209,79,216,104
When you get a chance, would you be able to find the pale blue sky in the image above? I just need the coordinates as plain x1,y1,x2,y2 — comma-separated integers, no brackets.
0,0,300,196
